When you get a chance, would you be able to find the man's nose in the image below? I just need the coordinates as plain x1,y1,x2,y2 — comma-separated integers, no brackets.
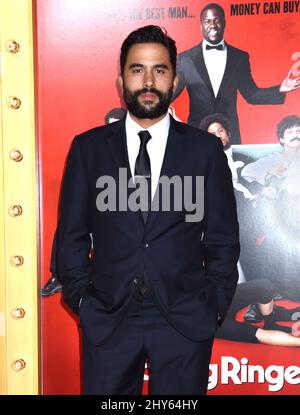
143,70,154,87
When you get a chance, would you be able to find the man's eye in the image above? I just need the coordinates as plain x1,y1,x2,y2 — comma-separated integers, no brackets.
156,69,165,74
132,68,142,73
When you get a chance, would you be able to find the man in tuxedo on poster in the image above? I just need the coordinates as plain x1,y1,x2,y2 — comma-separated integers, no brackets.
173,2,300,144
57,25,239,395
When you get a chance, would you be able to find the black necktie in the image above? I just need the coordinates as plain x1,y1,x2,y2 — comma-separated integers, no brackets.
206,44,223,51
135,130,152,223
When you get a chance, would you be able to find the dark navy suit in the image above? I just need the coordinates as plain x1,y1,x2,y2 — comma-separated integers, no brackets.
57,116,240,394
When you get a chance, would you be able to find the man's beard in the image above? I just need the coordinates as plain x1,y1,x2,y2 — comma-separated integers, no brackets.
123,86,173,119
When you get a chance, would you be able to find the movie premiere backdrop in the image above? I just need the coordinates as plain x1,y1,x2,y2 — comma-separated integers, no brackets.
36,0,300,394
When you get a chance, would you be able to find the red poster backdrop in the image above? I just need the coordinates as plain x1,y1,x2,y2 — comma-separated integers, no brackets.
35,0,300,394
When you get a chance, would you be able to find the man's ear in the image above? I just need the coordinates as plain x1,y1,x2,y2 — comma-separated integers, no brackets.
199,14,204,35
118,75,123,92
173,74,179,93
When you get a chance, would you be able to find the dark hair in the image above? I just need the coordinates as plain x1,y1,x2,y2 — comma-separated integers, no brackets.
120,25,177,76
199,113,231,134
104,107,127,125
200,3,225,20
277,115,300,144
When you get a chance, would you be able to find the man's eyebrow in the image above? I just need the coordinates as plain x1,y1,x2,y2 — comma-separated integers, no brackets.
129,63,143,69
154,64,169,69
128,63,170,69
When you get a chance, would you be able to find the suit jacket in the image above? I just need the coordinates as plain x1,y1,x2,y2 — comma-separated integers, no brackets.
57,116,240,346
173,42,285,144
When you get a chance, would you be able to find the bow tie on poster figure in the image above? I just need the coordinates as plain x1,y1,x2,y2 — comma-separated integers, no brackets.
206,44,223,51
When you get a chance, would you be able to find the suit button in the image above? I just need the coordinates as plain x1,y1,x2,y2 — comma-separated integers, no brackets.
144,243,149,248
133,278,139,285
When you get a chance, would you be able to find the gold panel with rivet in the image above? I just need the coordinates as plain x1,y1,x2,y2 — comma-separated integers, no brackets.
8,205,23,217
7,96,22,109
12,359,26,372
9,149,23,162
5,39,20,54
1,0,38,395
9,255,24,267
11,308,26,319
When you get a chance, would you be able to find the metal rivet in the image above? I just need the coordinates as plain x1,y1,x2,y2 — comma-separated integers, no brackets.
9,149,23,162
7,96,21,109
5,39,20,54
11,308,26,319
12,359,26,371
10,255,24,267
8,205,23,217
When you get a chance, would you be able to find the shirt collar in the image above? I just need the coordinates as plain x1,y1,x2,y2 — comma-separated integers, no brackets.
125,111,170,140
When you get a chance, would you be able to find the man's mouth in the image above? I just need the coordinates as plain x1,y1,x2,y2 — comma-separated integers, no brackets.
291,137,300,142
140,92,157,100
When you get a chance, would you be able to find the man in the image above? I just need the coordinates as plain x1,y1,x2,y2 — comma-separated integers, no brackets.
57,25,239,395
241,115,300,302
173,3,300,144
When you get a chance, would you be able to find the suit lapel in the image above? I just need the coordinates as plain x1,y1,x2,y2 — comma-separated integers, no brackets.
105,119,129,177
194,43,214,96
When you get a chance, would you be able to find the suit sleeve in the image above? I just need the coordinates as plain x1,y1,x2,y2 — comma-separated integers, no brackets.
203,139,240,318
238,52,285,105
57,136,92,315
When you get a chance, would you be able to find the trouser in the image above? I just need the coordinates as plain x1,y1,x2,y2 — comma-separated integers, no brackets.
82,291,214,395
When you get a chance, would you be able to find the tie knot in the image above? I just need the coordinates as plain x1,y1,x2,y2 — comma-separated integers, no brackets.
138,130,152,146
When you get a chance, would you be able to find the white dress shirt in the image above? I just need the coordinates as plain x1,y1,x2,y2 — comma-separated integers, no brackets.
202,39,227,97
125,112,170,201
